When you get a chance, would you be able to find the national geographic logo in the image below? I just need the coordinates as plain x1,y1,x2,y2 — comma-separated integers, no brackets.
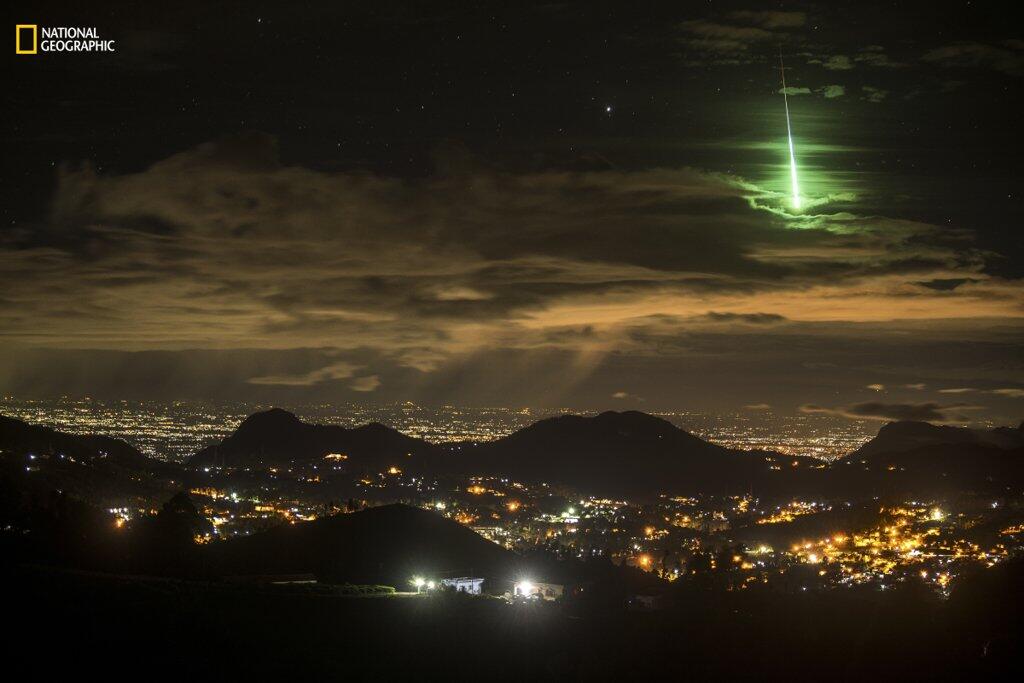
16,24,116,55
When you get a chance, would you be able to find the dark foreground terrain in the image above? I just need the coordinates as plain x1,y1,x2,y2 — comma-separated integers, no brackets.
5,560,1023,681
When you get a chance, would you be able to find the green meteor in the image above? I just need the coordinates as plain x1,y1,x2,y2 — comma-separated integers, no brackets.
779,53,801,210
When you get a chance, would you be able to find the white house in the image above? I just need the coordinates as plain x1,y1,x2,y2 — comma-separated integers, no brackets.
441,577,484,594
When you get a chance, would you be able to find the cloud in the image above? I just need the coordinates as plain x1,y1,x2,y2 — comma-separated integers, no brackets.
0,133,1021,407
937,387,976,394
728,11,806,29
809,48,906,71
349,375,381,392
744,403,772,410
991,388,1024,398
818,84,846,99
866,383,885,391
902,383,927,390
702,312,787,325
855,46,907,69
677,20,772,59
992,388,1024,398
247,361,358,386
800,401,982,423
862,86,888,102
816,55,854,71
677,12,804,64
779,86,811,96
923,42,1024,78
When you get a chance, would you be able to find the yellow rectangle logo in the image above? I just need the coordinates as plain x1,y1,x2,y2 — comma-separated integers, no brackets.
16,24,37,54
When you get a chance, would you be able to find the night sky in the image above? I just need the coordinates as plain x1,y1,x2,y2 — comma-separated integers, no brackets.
3,2,1023,423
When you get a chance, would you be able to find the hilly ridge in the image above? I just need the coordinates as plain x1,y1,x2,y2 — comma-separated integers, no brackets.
459,410,821,497
203,502,519,585
184,408,1024,499
188,407,441,471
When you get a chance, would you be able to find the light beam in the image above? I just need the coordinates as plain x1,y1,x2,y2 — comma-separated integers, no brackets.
779,52,801,210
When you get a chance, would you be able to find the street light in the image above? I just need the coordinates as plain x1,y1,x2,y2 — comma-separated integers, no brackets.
514,580,535,598
412,576,425,593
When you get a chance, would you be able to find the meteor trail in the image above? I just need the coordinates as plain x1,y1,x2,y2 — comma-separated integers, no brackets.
779,52,801,210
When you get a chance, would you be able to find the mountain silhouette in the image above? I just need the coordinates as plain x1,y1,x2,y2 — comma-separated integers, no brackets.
848,420,1024,460
459,410,819,497
188,408,440,471
204,503,519,585
0,414,168,472
832,421,1024,497
0,413,178,505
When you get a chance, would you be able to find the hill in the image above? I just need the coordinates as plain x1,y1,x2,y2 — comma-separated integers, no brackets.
819,421,1024,498
0,413,178,506
188,407,441,471
0,414,158,470
460,411,821,498
848,421,1024,460
203,503,519,585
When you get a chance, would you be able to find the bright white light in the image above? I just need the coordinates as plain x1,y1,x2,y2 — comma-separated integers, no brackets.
426,581,436,590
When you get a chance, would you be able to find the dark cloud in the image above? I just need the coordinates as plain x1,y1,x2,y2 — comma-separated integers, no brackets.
854,45,907,68
0,132,1021,412
2,134,1011,363
923,42,1024,78
800,401,982,423
728,11,807,30
248,361,359,386
861,86,888,102
702,312,787,325
812,55,854,71
676,11,805,64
